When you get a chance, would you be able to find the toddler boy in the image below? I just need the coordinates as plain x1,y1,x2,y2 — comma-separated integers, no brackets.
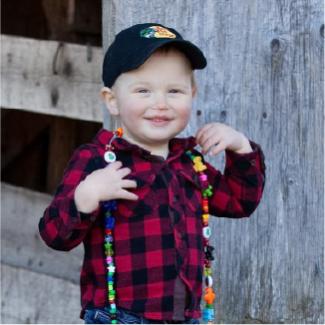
39,23,266,324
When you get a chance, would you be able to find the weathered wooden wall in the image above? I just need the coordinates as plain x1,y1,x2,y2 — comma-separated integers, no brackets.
1,35,103,122
102,0,324,323
1,183,83,323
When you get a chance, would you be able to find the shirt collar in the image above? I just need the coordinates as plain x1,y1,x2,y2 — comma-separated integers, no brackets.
94,128,197,159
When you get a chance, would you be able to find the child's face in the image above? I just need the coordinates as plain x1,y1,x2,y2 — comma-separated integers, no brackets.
102,49,196,153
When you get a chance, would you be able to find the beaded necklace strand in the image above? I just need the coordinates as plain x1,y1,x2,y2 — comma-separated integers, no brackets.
186,151,216,323
102,129,216,324
102,127,123,324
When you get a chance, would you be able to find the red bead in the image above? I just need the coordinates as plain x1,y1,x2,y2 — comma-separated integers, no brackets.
204,260,211,267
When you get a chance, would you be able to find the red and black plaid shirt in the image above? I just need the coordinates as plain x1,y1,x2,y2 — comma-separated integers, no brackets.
39,128,266,320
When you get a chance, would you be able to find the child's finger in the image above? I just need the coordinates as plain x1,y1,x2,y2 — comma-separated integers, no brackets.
196,124,215,143
209,142,226,156
117,167,132,178
119,189,139,201
121,180,137,189
199,128,220,149
106,160,122,170
202,137,221,154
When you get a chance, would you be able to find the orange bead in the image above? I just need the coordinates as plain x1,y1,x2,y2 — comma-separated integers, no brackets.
115,128,123,137
204,287,216,305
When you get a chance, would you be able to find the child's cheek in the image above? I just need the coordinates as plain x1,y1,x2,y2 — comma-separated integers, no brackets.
180,100,193,118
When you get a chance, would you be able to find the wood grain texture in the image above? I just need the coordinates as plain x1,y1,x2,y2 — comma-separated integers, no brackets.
1,264,82,323
102,0,324,323
1,35,104,122
1,183,83,283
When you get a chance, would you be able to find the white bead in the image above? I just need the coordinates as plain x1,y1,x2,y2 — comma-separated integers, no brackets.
203,226,211,239
205,275,213,287
108,265,115,273
104,151,116,163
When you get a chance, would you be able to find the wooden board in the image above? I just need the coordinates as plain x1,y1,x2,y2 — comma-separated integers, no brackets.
1,263,82,323
102,0,324,323
1,35,104,122
1,182,83,283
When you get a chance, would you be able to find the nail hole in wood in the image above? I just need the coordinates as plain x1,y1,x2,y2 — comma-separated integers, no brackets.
63,61,73,77
271,38,280,53
51,88,59,107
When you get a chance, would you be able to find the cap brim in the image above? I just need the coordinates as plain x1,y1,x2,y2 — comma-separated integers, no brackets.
125,39,207,73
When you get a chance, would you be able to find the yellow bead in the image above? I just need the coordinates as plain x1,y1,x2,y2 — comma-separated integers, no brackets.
193,156,202,163
194,163,207,172
203,214,209,222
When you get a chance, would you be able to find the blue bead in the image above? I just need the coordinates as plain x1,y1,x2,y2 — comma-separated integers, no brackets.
105,217,115,229
202,308,214,321
103,201,117,211
105,235,113,242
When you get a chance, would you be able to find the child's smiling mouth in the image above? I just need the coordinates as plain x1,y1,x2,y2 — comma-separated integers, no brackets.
144,116,173,126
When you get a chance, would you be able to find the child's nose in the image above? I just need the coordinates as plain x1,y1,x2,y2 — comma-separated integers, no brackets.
153,93,168,110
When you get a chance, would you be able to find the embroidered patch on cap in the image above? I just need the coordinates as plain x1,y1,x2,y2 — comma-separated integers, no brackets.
140,26,176,39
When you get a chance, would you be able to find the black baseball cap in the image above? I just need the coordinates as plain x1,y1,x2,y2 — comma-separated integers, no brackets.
102,23,207,87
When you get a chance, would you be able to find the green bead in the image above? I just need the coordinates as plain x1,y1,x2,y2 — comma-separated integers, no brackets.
106,248,114,255
203,186,213,198
186,151,195,160
111,320,117,324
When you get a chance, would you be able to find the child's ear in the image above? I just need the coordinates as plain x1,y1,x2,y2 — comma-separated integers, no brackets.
100,87,119,116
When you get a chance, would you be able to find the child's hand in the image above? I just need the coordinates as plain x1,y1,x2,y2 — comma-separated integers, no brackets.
74,161,138,213
195,122,253,156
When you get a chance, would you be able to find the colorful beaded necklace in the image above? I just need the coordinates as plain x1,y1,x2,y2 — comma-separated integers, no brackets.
186,151,216,323
102,129,216,324
102,127,123,324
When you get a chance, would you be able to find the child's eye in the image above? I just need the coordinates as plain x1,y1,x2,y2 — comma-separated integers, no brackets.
137,89,149,93
169,89,182,94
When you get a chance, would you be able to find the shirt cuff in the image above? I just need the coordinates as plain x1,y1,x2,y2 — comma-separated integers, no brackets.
225,141,266,174
70,192,101,223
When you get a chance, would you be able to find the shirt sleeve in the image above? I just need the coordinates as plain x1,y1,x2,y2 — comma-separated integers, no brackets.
204,141,266,218
38,145,101,251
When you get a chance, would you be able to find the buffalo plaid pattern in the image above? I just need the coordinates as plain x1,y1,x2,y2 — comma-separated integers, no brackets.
39,128,266,320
